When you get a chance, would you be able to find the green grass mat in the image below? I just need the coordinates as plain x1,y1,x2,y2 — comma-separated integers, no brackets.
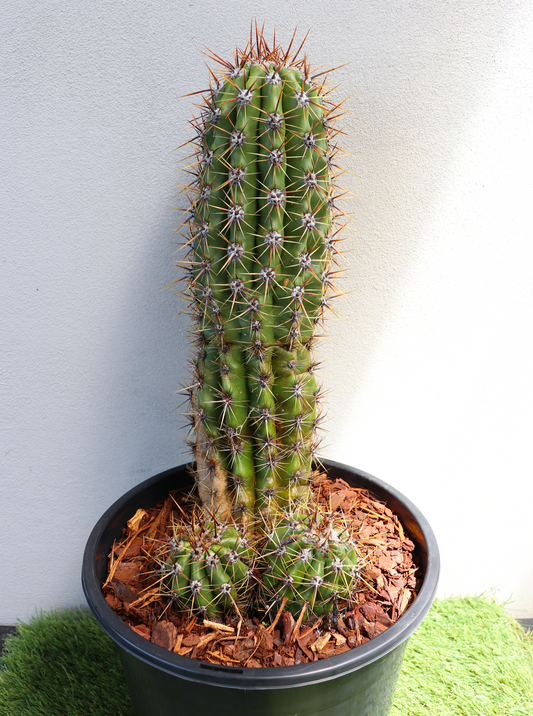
0,597,531,716
0,609,133,716
390,596,533,716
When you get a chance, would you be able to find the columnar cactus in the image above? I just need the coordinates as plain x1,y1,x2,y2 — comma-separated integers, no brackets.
169,30,354,618
184,34,342,518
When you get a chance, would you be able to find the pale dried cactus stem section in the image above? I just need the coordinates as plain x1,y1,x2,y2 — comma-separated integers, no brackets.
195,432,233,520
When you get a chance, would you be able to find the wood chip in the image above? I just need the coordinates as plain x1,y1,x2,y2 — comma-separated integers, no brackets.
105,593,121,610
131,623,151,640
128,587,160,608
185,616,197,632
397,521,405,541
282,611,295,643
369,500,386,514
203,619,235,633
267,597,288,633
207,650,240,664
329,490,348,511
363,621,388,639
399,588,411,615
127,509,148,532
332,632,346,646
296,636,314,661
145,497,173,541
182,633,200,647
310,633,331,652
246,657,262,668
389,550,404,564
196,633,218,649
377,556,397,572
289,602,307,644
298,622,320,646
257,625,274,651
360,603,380,621
151,620,177,651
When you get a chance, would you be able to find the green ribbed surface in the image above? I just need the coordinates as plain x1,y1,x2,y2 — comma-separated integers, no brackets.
161,522,255,618
259,511,359,617
183,40,341,524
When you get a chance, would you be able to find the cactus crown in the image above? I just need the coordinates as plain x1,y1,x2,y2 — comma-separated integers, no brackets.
171,28,353,619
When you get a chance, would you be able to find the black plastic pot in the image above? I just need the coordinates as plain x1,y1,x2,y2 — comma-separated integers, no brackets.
82,459,439,716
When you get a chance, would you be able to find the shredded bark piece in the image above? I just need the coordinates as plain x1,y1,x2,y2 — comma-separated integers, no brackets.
196,633,218,649
204,619,235,633
151,621,177,650
257,625,274,651
282,611,295,643
127,509,148,532
289,603,307,644
311,633,331,652
131,623,151,640
296,636,314,661
267,597,288,633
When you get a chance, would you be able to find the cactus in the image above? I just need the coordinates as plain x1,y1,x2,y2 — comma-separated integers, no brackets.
259,507,359,617
160,515,255,618
170,28,354,619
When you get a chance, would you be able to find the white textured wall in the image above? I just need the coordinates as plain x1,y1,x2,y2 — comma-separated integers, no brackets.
1,1,532,623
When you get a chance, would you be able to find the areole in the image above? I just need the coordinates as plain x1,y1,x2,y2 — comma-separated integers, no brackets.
82,459,440,716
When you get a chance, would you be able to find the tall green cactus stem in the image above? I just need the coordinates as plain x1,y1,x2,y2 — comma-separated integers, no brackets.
181,33,344,526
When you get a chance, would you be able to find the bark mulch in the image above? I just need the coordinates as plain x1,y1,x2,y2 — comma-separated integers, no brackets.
103,473,420,668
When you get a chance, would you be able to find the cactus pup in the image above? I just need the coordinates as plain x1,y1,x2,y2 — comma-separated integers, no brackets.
169,27,356,618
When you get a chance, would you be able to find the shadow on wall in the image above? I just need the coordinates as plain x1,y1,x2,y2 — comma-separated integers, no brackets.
310,2,527,444
90,199,191,496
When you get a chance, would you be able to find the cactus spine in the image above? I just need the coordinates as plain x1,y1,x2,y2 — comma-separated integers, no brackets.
171,30,353,618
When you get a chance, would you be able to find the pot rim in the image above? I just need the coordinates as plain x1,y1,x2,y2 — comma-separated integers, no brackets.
82,459,439,689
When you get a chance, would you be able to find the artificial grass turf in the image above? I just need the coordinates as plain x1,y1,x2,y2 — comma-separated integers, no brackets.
390,596,533,716
0,609,134,716
0,598,531,716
